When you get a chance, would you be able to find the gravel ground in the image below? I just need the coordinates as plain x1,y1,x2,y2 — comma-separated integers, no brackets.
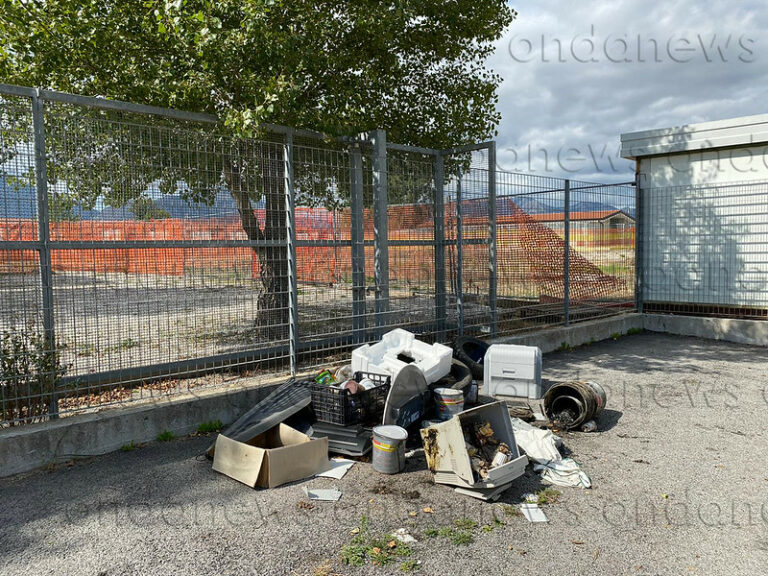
1,332,767,576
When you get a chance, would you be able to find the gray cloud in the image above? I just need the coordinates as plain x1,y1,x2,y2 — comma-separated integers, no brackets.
489,0,768,182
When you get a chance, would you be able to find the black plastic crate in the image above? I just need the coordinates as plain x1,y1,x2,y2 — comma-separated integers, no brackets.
311,371,391,426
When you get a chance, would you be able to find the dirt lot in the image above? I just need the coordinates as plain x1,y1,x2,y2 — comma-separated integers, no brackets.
1,333,767,576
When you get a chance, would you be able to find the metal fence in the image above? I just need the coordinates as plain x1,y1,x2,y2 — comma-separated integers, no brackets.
0,84,636,426
639,179,768,319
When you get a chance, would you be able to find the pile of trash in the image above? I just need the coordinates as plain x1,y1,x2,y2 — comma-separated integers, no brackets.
465,421,514,481
209,329,605,504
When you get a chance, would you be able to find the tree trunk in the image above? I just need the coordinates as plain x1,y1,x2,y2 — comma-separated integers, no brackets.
224,143,290,342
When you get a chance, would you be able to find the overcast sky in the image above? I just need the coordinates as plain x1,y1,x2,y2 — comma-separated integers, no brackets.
488,1,768,182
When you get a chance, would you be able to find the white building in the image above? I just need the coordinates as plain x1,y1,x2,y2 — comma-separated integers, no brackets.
621,115,768,318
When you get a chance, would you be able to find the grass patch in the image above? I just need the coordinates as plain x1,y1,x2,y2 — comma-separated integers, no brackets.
103,338,140,354
626,327,643,335
535,487,562,506
197,420,223,434
400,559,419,572
501,504,522,517
120,441,137,452
450,531,474,546
156,430,174,442
453,518,477,531
340,517,413,568
424,519,478,547
559,341,573,352
610,332,622,340
482,511,507,532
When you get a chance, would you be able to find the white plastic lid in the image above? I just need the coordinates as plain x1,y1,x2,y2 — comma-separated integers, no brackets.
373,425,408,441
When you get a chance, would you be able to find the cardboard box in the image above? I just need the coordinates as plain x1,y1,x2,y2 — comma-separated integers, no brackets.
212,424,329,488
421,401,527,490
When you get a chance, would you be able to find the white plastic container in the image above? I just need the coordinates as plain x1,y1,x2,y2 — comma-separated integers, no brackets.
351,329,452,384
483,344,543,400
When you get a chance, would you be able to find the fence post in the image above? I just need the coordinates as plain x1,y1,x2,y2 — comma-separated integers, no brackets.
283,132,298,377
349,144,366,343
563,179,570,326
371,129,389,336
634,173,643,313
31,91,57,418
488,142,498,338
433,153,446,341
456,166,464,337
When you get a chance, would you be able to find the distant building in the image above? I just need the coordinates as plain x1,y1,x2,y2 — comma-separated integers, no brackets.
528,209,635,232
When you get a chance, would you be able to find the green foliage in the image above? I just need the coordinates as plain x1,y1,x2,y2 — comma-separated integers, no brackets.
1,329,67,425
130,197,172,221
424,519,477,546
535,487,562,506
626,327,643,335
48,193,81,222
121,441,138,452
450,531,474,546
197,420,223,434
340,516,413,568
1,1,515,146
156,430,175,442
559,341,573,352
481,512,506,532
0,1,516,224
453,518,477,531
501,504,522,517
0,1,514,329
610,332,622,340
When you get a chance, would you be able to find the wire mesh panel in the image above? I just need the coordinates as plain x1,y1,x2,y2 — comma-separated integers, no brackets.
567,180,636,322
385,149,438,337
292,137,357,369
0,83,642,427
443,151,494,336
493,172,568,334
642,180,768,318
0,93,50,425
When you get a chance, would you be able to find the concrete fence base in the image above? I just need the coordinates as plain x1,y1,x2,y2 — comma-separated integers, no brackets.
643,313,768,347
0,380,281,478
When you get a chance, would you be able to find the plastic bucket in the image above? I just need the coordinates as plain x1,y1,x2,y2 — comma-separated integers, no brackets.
372,425,408,474
434,387,465,421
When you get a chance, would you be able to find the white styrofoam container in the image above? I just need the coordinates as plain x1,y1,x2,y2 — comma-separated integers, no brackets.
351,329,452,384
483,344,542,400
420,401,527,490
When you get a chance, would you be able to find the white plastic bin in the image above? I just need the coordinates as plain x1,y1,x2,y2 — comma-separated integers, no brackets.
351,329,452,384
483,344,542,400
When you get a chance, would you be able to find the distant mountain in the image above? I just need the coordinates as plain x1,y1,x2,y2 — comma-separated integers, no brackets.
0,177,256,221
506,196,556,215
0,175,36,219
151,189,244,219
569,201,618,213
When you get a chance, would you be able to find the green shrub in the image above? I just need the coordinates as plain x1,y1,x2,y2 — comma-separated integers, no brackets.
197,420,223,434
1,329,66,425
156,430,174,442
